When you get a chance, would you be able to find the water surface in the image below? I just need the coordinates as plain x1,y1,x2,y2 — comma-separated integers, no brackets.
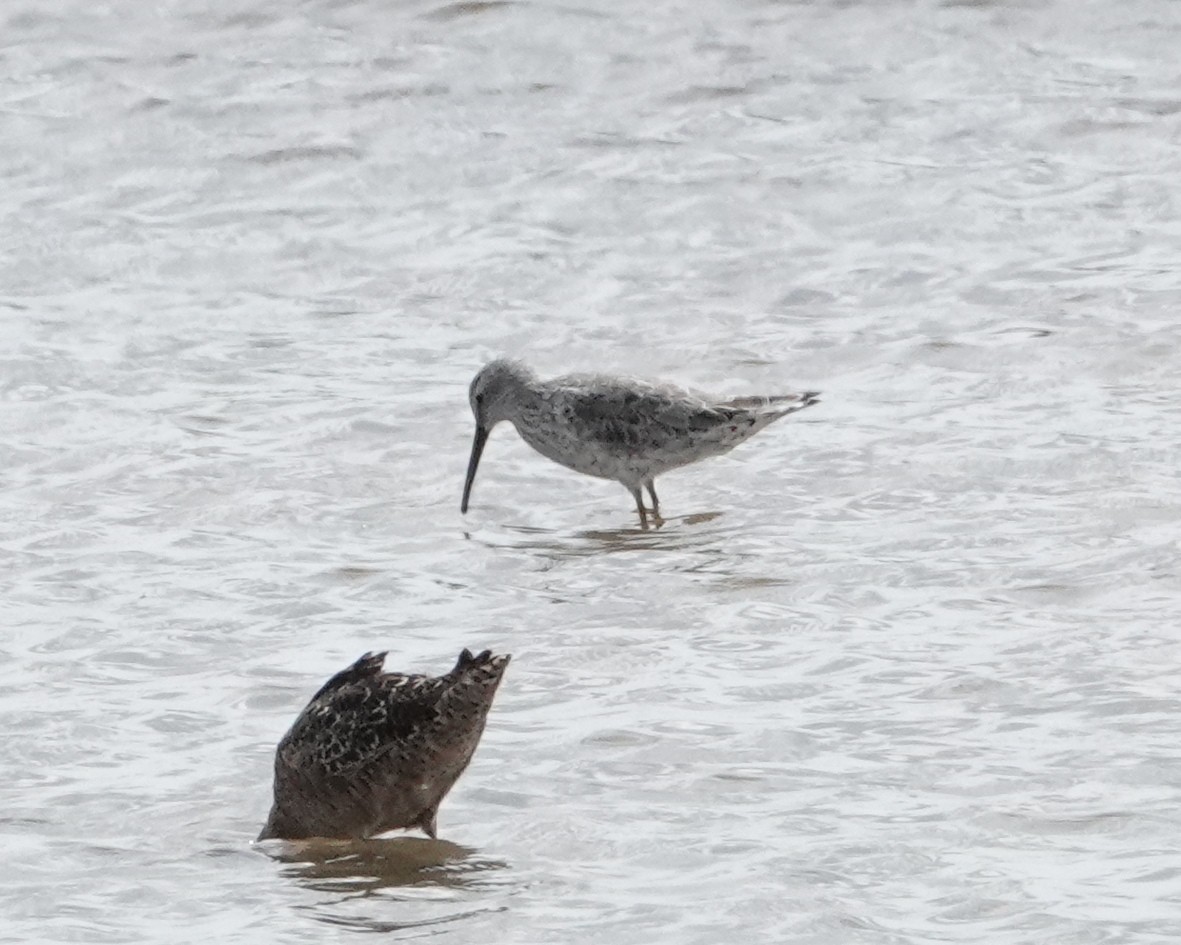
3,0,1180,942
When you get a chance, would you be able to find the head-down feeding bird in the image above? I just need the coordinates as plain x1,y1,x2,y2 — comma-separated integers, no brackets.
258,649,510,842
461,359,820,522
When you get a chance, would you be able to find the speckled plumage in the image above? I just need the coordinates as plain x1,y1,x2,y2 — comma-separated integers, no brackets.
258,649,510,842
461,359,821,520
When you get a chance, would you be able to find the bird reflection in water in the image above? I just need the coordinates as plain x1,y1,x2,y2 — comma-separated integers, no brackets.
261,836,509,934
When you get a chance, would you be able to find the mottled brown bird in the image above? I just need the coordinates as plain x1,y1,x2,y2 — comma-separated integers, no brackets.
258,649,510,841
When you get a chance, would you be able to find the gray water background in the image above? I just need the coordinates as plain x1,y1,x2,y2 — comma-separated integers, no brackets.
3,0,1180,942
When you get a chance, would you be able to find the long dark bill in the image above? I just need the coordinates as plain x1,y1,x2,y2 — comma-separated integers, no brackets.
460,425,489,513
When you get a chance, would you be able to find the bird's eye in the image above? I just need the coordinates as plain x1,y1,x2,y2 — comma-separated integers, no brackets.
475,393,485,405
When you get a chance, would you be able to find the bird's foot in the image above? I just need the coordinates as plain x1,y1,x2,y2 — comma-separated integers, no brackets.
637,508,665,530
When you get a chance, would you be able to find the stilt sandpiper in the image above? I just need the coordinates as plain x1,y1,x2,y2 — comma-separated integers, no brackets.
461,359,820,522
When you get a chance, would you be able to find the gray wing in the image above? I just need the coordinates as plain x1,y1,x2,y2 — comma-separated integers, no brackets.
563,380,733,452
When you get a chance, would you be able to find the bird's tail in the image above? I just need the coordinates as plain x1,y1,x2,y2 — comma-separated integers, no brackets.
722,390,821,418
451,648,511,686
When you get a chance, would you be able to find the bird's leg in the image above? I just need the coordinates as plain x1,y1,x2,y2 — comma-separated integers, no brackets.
632,488,649,527
645,481,664,527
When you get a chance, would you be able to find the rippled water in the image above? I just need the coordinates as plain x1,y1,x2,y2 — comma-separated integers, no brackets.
4,0,1181,942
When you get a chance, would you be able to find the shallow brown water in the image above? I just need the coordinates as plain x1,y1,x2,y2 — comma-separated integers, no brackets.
3,0,1181,942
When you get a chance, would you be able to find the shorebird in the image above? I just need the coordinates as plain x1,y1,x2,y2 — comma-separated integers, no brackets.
461,359,820,522
258,649,510,842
